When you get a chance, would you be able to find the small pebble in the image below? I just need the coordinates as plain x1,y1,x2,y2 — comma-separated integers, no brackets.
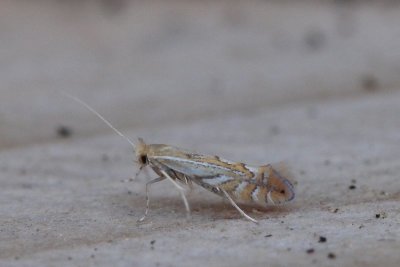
304,29,326,51
56,126,73,138
150,240,156,250
333,208,339,213
327,252,336,259
306,248,315,254
361,74,379,92
375,212,387,219
101,154,109,162
269,125,280,135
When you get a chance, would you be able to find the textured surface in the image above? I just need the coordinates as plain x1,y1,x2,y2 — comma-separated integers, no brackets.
1,1,400,267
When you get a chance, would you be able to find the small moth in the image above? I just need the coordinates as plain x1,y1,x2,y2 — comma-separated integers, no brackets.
65,93,295,223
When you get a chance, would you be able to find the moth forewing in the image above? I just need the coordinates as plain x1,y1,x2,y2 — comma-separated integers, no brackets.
193,160,295,206
141,143,295,222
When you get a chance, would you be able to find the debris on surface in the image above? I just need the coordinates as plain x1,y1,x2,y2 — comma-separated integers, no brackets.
56,125,73,138
327,252,336,259
306,248,315,254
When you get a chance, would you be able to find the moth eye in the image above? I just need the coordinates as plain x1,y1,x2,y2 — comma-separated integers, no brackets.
140,155,148,164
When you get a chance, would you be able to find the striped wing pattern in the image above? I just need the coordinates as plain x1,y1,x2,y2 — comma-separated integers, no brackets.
148,145,294,206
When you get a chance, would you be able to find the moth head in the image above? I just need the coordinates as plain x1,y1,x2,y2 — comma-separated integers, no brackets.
135,138,149,166
266,164,295,205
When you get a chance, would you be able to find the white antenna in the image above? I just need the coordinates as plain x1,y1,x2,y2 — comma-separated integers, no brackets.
60,91,136,151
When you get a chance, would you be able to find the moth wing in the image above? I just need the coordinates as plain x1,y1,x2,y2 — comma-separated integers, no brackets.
151,155,249,179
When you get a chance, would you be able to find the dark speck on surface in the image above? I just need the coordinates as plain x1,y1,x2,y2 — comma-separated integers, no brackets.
363,159,372,165
306,248,315,254
361,74,379,92
304,29,326,51
56,125,73,138
327,252,336,259
318,236,327,243
101,154,109,162
375,212,387,219
151,240,156,250
269,125,280,135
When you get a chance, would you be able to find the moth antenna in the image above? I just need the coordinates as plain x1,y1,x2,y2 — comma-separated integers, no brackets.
60,91,136,151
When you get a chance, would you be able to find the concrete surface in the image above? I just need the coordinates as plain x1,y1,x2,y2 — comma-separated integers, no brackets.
1,1,400,267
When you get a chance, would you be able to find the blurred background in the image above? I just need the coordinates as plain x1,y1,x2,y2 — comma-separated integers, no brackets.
1,0,400,148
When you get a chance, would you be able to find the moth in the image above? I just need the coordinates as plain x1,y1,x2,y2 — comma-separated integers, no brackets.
65,93,295,223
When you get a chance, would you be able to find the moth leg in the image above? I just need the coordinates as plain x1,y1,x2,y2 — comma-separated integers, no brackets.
221,188,258,224
125,165,146,182
137,176,166,223
134,166,143,179
134,164,149,180
160,170,191,220
184,176,194,192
